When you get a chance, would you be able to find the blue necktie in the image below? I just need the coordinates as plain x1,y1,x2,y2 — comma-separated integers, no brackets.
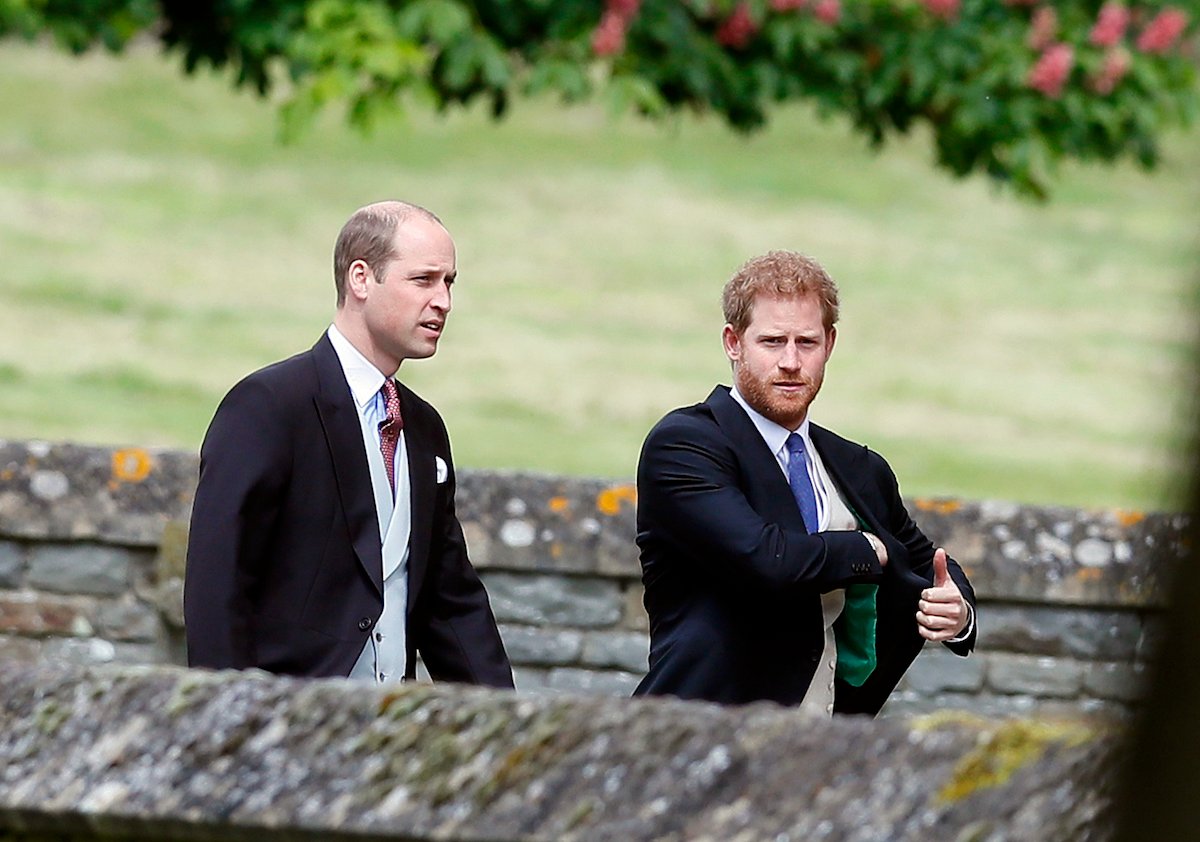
786,433,819,534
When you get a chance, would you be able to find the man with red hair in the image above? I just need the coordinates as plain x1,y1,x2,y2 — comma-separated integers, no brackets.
633,250,975,715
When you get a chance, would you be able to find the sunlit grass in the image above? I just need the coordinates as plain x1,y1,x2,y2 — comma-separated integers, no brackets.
0,40,1197,509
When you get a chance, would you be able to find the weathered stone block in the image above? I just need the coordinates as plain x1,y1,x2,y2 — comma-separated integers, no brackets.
621,581,649,632
0,541,23,588
0,633,42,664
146,519,188,629
0,664,1123,842
511,666,551,693
38,637,166,667
457,471,639,577
547,666,641,697
912,497,1181,607
987,653,1084,698
27,544,130,596
498,624,583,666
1083,661,1148,703
580,630,650,674
899,648,986,695
0,440,197,545
0,591,94,637
482,572,622,628
94,595,162,643
980,604,1143,660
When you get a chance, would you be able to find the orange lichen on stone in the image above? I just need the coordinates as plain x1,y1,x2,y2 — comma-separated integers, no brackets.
596,485,637,516
548,496,571,514
1114,510,1145,527
914,499,962,514
1075,568,1103,583
112,448,153,483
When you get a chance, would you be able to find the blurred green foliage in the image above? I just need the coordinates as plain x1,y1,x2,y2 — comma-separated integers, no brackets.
1,0,1196,199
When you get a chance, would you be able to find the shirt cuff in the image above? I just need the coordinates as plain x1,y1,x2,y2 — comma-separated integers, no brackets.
947,600,975,644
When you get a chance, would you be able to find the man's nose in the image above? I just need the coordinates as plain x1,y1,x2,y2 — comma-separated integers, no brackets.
778,342,802,370
432,281,452,313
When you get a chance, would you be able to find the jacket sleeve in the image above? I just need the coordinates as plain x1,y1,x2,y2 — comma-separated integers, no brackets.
637,413,885,594
184,376,290,669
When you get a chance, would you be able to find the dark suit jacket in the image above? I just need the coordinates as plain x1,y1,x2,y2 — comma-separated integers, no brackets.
633,386,975,714
184,334,513,687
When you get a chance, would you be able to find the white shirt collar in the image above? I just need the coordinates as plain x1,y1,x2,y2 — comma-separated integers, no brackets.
729,383,813,459
327,324,390,410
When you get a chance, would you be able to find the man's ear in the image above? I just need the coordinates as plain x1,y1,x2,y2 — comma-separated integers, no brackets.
827,325,837,356
722,324,741,362
345,259,373,302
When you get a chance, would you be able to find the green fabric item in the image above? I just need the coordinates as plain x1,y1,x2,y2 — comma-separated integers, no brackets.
834,583,878,686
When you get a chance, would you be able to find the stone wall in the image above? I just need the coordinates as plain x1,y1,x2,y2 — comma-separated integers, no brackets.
0,439,1185,718
0,663,1124,841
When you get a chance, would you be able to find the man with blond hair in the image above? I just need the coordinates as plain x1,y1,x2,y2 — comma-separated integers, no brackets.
185,201,512,688
633,251,975,714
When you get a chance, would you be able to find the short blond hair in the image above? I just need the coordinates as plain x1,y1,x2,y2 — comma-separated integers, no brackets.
722,250,840,334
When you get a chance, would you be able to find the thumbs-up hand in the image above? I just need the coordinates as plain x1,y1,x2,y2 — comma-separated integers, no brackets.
916,548,969,642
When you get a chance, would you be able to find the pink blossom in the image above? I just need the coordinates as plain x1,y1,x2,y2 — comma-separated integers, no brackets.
1136,8,1189,54
1091,47,1131,94
716,2,759,49
771,0,807,11
1089,3,1131,47
1027,6,1058,51
921,0,961,21
592,9,627,56
607,0,641,16
813,0,841,24
1027,42,1074,98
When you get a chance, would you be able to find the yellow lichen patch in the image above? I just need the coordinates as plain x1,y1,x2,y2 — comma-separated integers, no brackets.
936,719,1096,804
596,484,637,516
550,542,563,559
0,468,12,481
914,498,961,514
112,448,153,483
548,496,571,514
1114,509,1145,527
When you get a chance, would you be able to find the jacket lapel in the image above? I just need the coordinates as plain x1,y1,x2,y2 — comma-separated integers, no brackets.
809,424,877,531
704,386,807,530
398,386,434,614
311,335,384,597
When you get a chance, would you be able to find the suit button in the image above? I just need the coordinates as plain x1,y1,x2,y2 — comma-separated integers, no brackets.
358,617,373,631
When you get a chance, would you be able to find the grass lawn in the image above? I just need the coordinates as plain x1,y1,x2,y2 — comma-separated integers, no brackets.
1,40,1197,510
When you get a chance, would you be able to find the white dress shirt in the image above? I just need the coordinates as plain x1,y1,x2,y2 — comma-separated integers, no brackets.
327,324,410,683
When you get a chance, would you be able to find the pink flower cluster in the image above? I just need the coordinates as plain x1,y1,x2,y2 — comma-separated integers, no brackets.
1136,8,1189,54
921,0,961,22
591,0,642,57
1027,6,1057,50
717,2,759,48
812,0,841,24
1023,3,1190,99
1027,42,1074,98
1089,3,1131,47
1092,47,1132,94
718,0,840,50
769,0,840,24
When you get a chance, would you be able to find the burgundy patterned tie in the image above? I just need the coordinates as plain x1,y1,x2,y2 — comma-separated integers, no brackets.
378,379,403,496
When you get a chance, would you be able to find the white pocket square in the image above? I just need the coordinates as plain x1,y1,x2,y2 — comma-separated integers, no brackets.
435,456,448,484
